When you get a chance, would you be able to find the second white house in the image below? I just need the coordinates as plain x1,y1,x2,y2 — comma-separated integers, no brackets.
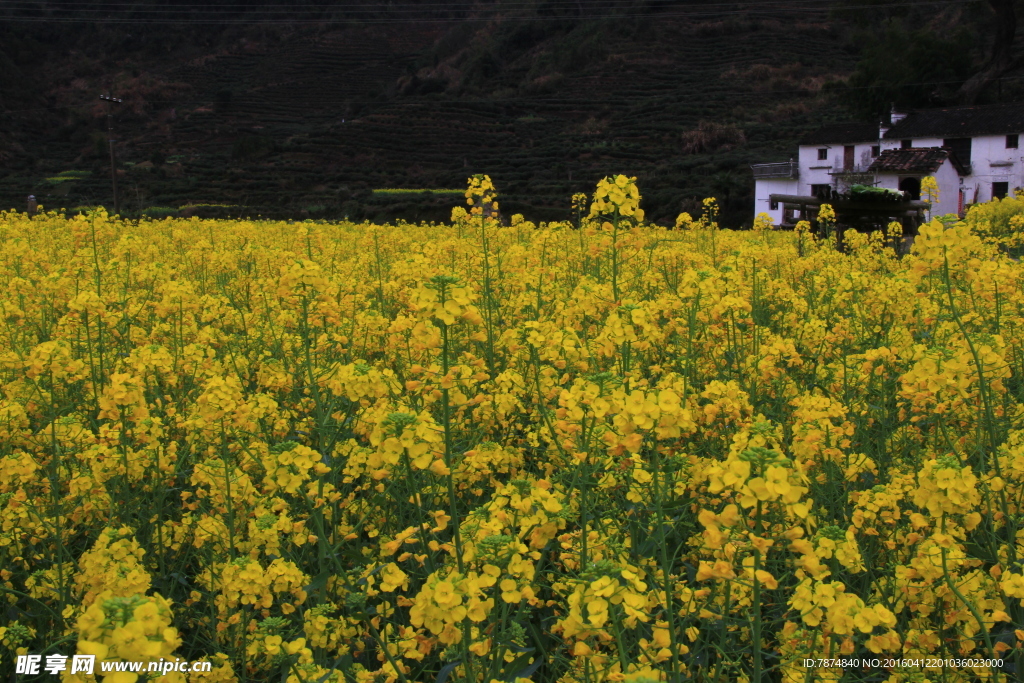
752,102,1024,225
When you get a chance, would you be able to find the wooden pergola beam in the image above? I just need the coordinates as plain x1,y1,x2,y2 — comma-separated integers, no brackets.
769,193,929,213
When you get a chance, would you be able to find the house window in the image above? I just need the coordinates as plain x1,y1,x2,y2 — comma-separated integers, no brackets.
811,184,831,199
1008,134,1019,149
871,145,880,157
817,148,828,161
901,139,912,149
993,182,1009,199
943,138,972,166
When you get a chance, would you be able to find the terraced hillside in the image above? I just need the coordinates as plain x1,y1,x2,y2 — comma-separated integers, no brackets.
0,10,859,225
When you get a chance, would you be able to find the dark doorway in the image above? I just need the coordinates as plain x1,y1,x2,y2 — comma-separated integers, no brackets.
899,177,921,200
993,182,1009,199
844,146,855,170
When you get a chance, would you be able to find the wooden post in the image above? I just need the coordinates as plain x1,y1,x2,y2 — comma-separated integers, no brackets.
107,109,119,216
100,94,123,216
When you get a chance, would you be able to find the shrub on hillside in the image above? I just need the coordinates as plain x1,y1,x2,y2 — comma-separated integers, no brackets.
141,206,178,219
680,121,746,155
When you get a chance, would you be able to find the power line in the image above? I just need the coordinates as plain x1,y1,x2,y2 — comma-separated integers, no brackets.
0,0,979,23
0,0,973,9
4,74,1022,117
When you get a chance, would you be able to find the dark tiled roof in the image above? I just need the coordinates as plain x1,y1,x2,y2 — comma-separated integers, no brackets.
800,122,880,145
884,102,1024,139
867,147,951,174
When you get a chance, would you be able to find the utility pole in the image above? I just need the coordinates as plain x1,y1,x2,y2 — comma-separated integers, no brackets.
99,94,123,215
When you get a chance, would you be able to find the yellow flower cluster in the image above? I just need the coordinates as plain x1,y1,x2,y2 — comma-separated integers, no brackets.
465,174,498,217
260,442,330,495
207,558,309,614
408,567,500,645
558,571,650,640
589,175,644,221
409,275,484,327
69,593,184,683
911,456,980,517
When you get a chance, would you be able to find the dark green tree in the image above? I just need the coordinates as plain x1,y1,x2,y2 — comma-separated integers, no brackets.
838,21,975,120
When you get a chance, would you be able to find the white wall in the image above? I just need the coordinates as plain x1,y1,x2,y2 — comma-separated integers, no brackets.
874,174,899,191
932,160,961,216
880,137,942,152
754,178,800,225
966,133,1024,203
798,142,879,193
798,145,834,193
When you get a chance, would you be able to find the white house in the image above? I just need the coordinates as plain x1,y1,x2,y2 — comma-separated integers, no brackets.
752,102,1024,225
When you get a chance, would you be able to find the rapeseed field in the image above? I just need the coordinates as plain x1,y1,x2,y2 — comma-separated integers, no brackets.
3,176,1024,683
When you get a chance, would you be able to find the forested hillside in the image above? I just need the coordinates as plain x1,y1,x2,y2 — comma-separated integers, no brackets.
0,0,1020,225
